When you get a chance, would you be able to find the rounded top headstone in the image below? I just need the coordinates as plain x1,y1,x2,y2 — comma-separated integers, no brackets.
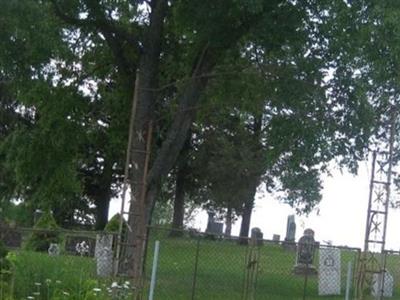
303,228,314,237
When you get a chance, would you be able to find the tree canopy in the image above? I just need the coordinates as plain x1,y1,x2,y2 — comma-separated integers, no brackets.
1,0,400,291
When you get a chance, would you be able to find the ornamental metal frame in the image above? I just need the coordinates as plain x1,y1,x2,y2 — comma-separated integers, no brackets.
357,110,396,300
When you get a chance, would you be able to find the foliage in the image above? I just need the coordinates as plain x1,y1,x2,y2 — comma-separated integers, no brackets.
0,240,12,298
0,202,33,227
24,211,62,252
104,213,124,233
2,0,400,276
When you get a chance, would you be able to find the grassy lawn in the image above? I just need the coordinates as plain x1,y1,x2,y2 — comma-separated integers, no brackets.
5,234,400,299
144,234,362,300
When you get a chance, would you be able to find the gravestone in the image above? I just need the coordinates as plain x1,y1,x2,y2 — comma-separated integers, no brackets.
251,228,263,246
272,234,280,242
372,271,393,297
206,211,223,236
293,229,317,275
65,236,95,256
0,221,22,248
285,215,296,242
95,234,114,259
96,247,113,277
34,209,44,224
318,248,341,295
48,243,60,256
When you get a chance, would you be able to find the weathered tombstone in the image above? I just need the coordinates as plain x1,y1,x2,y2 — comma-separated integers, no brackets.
95,234,114,258
65,236,96,256
293,229,317,275
372,271,393,297
34,209,44,224
48,243,60,256
0,221,22,249
96,247,113,277
318,248,341,295
285,215,296,242
206,211,223,237
251,228,263,246
272,234,280,243
207,211,216,226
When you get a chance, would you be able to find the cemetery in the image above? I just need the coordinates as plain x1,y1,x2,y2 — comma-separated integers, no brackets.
3,1,400,300
2,212,400,299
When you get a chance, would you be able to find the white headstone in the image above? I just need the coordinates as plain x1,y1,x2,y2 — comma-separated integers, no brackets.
318,248,341,295
95,234,113,259
372,271,393,297
48,243,60,256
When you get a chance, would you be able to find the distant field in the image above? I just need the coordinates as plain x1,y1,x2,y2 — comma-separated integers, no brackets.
7,234,400,299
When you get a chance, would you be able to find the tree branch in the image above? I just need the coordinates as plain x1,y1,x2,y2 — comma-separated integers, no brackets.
147,44,217,188
51,0,142,52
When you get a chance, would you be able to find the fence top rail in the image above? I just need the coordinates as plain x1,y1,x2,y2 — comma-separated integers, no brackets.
0,225,118,237
383,249,400,255
147,225,362,251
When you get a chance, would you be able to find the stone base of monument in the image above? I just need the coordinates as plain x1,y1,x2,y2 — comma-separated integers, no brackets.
282,240,297,251
293,264,318,276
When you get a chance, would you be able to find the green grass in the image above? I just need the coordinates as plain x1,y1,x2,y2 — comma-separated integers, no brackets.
11,251,97,300
144,232,362,300
6,233,400,299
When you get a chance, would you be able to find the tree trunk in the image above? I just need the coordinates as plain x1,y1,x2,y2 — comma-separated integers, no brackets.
170,165,186,237
120,0,167,286
238,178,259,245
94,191,110,230
225,206,233,237
239,199,253,245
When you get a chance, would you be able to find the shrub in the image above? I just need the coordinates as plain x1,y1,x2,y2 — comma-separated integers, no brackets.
24,211,62,252
0,240,12,297
104,213,128,237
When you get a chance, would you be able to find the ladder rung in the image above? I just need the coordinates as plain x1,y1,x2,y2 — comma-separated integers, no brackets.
370,210,386,214
373,180,389,185
367,240,384,244
131,148,150,154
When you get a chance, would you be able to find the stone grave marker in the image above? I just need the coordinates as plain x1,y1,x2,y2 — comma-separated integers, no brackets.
272,234,280,242
251,228,263,246
372,271,393,297
48,243,60,256
65,236,95,256
206,211,223,237
293,228,317,275
34,209,44,224
285,215,296,242
0,222,22,248
95,234,114,259
318,248,341,295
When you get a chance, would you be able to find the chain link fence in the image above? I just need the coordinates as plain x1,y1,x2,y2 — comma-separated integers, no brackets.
7,225,400,299
144,226,361,300
0,225,122,300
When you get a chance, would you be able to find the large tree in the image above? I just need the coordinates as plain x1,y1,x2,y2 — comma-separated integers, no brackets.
1,0,395,296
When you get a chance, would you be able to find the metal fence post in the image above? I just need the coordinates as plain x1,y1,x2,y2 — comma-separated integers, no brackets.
191,237,201,300
345,261,353,300
149,240,160,300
